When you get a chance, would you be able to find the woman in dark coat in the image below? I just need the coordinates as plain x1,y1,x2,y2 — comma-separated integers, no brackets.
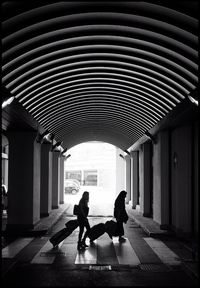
77,191,90,250
114,190,128,242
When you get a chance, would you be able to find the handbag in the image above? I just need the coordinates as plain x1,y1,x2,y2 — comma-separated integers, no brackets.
73,204,80,215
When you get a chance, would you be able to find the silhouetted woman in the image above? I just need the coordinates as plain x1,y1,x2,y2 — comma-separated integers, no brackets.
114,190,128,242
77,191,90,250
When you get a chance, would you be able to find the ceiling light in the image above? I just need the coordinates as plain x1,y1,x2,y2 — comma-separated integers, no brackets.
2,96,15,108
188,95,199,106
52,141,63,151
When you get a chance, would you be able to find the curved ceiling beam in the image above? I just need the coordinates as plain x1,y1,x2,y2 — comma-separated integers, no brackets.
4,47,197,88
22,72,185,102
2,2,198,150
13,65,192,101
3,35,196,74
2,2,197,32
15,69,188,102
22,79,179,111
47,112,147,142
3,12,197,49
38,103,158,132
26,83,173,113
31,91,167,119
51,113,144,137
57,126,135,151
31,90,165,120
3,25,197,64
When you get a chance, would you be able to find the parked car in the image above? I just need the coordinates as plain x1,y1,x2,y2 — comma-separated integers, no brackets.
64,179,80,194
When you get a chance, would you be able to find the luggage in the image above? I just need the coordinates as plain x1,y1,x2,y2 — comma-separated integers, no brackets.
65,219,79,230
87,223,106,242
50,219,79,247
105,220,119,238
73,204,80,215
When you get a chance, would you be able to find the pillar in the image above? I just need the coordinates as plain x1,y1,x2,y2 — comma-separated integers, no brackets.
153,131,170,228
59,155,65,204
139,141,152,217
6,131,41,231
171,125,192,235
52,151,60,209
40,142,52,216
130,151,139,209
125,155,131,204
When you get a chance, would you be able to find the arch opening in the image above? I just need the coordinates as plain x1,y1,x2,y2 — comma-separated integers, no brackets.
63,141,126,216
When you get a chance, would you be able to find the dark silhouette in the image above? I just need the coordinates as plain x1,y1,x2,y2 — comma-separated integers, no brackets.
83,223,106,243
49,219,79,248
114,190,128,242
77,191,90,250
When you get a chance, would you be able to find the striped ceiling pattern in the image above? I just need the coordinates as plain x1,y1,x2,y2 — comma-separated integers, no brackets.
1,1,198,150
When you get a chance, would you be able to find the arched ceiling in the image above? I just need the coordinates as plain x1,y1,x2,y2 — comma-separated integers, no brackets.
1,1,199,150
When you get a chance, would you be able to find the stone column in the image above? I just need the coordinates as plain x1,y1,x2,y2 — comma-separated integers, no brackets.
139,141,152,217
52,151,60,209
40,142,52,216
125,155,131,204
6,131,41,231
130,151,139,209
59,155,65,204
153,131,170,229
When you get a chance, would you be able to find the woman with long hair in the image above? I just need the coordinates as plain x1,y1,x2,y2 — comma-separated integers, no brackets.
114,190,128,242
77,191,90,250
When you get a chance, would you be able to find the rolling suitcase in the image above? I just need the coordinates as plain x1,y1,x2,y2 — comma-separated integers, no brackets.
87,223,106,242
65,219,79,230
105,220,119,238
50,219,79,247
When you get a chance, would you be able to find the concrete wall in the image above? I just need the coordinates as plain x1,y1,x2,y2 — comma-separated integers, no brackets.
152,138,161,223
40,143,52,216
116,148,125,196
52,152,60,209
48,152,53,211
33,140,41,224
171,125,192,235
7,131,40,229
193,121,198,236
139,142,151,216
153,131,169,228
125,155,131,204
59,156,65,204
130,151,139,209
2,135,9,188
139,146,144,212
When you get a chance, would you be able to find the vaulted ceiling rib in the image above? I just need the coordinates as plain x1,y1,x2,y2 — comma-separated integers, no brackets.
1,1,198,150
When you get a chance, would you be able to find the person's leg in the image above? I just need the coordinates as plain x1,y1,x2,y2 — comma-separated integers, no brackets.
81,220,90,246
77,222,84,250
117,221,126,241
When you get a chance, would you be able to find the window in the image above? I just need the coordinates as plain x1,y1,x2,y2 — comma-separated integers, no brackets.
83,170,97,186
65,170,81,183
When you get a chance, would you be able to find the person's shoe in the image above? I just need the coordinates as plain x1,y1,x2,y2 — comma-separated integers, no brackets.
81,241,89,248
77,242,84,251
49,239,57,248
119,236,126,242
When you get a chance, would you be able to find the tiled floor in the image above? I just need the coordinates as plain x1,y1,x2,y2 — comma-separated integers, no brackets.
2,215,198,287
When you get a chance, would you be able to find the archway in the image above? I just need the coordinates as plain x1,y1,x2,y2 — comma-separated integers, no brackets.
63,141,125,216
